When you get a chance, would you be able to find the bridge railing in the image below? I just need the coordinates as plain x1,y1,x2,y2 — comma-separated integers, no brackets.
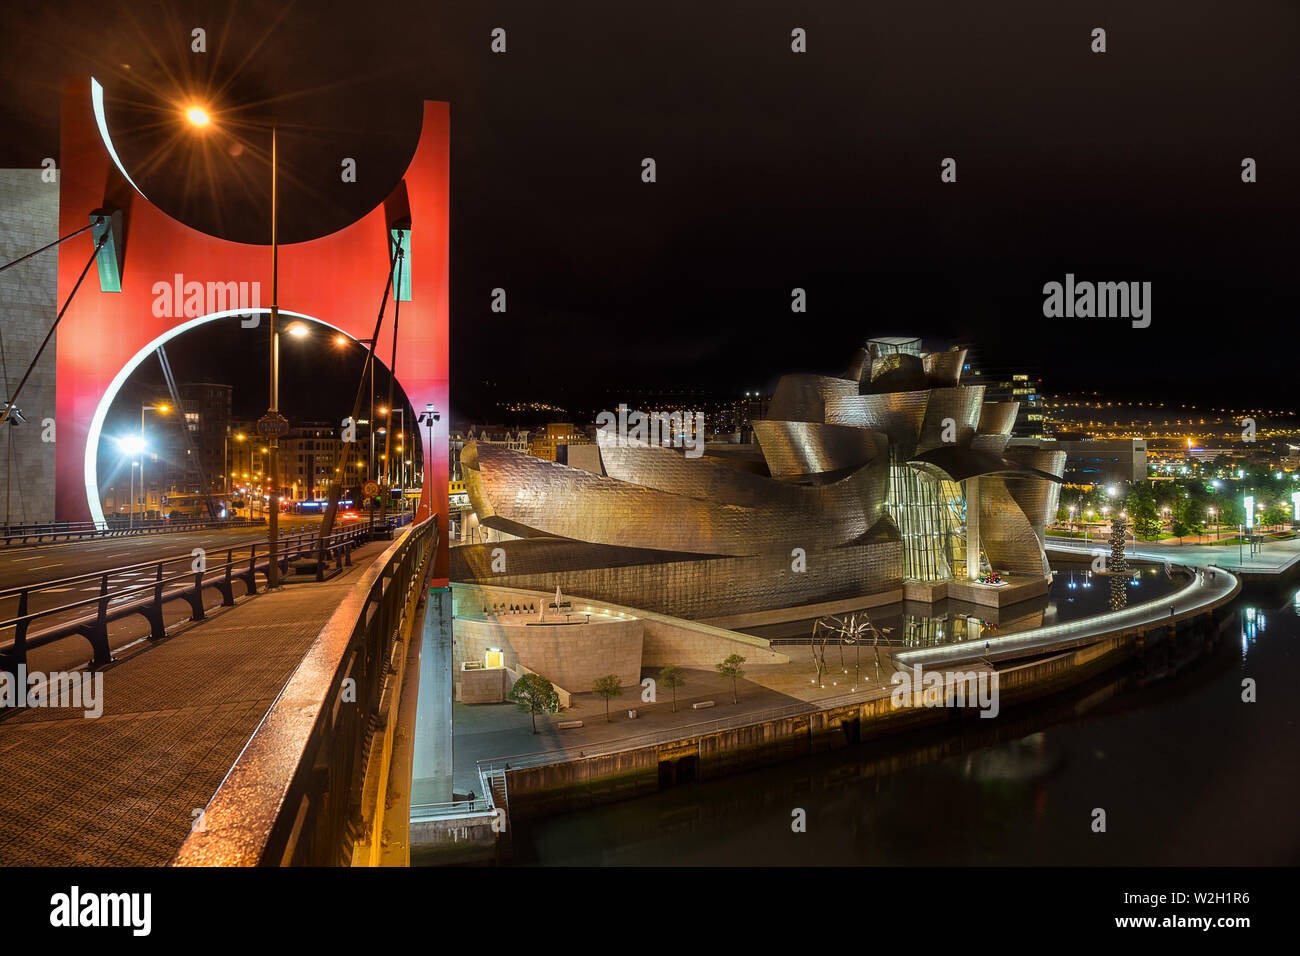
0,516,266,547
0,522,376,675
169,514,438,866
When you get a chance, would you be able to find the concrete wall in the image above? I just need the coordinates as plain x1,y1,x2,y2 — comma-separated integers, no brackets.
459,665,508,703
455,613,643,691
452,583,788,676
0,170,59,525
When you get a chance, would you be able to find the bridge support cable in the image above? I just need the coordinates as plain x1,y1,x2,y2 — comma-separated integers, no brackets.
0,230,109,430
378,248,404,531
0,217,100,277
317,234,403,549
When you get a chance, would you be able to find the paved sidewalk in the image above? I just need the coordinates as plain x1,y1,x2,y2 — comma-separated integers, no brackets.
0,541,389,866
1047,534,1300,574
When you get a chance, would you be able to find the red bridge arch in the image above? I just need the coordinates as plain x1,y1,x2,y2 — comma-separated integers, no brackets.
54,78,450,584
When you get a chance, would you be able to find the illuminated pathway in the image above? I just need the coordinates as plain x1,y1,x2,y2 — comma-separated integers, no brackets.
1046,535,1300,577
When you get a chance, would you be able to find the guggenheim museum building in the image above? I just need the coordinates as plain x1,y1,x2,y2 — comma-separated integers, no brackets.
452,337,1065,621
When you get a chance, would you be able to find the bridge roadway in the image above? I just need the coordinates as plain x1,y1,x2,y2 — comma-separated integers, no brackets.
0,534,392,866
0,516,349,675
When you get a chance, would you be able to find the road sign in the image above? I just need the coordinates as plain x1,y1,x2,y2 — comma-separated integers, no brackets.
363,480,380,498
256,412,290,437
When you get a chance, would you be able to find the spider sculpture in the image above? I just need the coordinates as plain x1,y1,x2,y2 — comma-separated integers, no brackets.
810,612,895,683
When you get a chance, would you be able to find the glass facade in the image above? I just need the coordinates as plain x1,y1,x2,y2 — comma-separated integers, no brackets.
886,450,968,582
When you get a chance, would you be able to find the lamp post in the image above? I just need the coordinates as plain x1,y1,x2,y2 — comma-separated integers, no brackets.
117,435,147,528
225,431,245,498
418,403,440,523
140,403,169,521
186,104,284,582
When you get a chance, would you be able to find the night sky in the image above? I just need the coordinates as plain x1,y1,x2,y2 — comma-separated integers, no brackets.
1,0,1297,422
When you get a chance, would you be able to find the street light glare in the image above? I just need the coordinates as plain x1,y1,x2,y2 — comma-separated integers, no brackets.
286,322,310,337
186,106,211,127
117,435,146,455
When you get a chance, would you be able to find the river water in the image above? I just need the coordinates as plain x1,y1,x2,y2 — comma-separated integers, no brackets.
510,585,1300,866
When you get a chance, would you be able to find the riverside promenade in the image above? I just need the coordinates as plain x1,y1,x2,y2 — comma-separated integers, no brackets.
1046,533,1300,581
439,562,1240,830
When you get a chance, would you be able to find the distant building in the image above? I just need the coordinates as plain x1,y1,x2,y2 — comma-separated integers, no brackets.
1012,438,1147,487
958,345,1047,438
467,425,530,455
277,422,367,499
528,423,591,462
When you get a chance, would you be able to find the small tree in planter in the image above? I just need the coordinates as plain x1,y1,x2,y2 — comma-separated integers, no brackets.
592,674,622,722
508,673,560,734
716,654,746,704
659,665,686,712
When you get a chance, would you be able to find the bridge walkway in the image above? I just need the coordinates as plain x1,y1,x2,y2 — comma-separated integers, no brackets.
0,539,389,866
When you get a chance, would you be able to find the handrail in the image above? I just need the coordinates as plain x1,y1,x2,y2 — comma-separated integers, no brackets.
894,565,1233,668
410,797,494,818
1,516,265,547
0,520,386,672
170,514,438,866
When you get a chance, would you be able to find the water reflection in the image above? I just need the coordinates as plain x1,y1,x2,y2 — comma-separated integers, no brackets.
740,562,1183,649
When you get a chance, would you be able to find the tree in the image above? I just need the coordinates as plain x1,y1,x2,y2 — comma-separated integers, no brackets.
508,673,559,734
592,674,622,722
716,654,746,704
659,665,686,712
1124,484,1162,540
1265,502,1293,529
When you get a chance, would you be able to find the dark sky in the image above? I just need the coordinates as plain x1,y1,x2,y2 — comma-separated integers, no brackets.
2,0,1297,421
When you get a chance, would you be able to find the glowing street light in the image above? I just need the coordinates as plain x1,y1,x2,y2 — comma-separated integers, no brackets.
117,435,147,528
181,98,284,583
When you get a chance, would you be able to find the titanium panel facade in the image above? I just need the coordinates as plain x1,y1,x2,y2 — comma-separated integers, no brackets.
922,348,966,387
750,420,887,479
767,374,860,423
465,440,891,556
824,391,930,448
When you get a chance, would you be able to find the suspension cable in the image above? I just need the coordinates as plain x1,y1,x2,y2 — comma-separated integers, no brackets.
0,230,109,428
0,217,102,276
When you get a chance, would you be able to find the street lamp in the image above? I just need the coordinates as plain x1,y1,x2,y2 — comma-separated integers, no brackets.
116,434,147,528
418,403,440,521
139,403,169,522
225,431,246,500
185,101,284,584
